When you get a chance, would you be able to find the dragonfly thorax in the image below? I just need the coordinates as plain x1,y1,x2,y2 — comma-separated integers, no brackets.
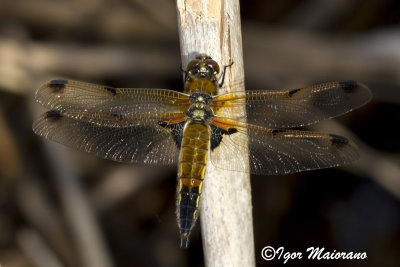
189,93,213,104
186,94,214,121
187,107,213,121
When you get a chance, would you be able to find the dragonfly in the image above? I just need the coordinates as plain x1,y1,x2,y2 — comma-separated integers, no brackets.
33,55,372,248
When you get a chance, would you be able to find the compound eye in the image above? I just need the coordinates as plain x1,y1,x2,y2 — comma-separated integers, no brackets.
205,59,220,74
186,59,200,71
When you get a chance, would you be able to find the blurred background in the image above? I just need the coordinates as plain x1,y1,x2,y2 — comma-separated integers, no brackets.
0,0,399,266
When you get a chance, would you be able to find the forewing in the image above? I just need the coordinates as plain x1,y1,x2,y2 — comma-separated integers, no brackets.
212,81,372,128
210,118,359,175
35,79,190,127
33,111,179,165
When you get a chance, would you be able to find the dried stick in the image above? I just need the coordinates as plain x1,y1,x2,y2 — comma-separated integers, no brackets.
176,0,255,266
17,228,65,267
17,178,79,267
38,139,115,267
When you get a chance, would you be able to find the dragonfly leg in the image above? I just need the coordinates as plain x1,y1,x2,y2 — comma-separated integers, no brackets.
219,61,234,88
180,66,189,81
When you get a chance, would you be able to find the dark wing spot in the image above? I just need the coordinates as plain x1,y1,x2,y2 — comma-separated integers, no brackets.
158,121,168,128
210,125,238,151
162,121,186,149
210,125,224,151
49,80,68,92
50,79,68,85
329,133,349,148
46,110,62,117
339,81,357,91
105,87,117,96
288,88,301,97
227,128,238,135
46,110,63,121
112,114,123,121
271,129,286,136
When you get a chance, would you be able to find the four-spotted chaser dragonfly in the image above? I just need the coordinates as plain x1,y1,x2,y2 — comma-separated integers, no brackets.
33,55,372,248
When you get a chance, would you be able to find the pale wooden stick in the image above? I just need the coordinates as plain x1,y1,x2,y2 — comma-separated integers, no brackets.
176,0,255,266
17,228,65,267
45,142,115,267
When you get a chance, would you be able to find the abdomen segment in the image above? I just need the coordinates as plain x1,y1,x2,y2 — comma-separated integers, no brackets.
177,120,210,248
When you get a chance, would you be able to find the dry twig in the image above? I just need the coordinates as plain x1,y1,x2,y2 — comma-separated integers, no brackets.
177,0,254,266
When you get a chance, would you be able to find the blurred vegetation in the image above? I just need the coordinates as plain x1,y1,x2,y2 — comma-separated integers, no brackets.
0,0,399,267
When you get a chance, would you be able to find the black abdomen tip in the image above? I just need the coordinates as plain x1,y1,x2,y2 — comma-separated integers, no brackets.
180,233,190,249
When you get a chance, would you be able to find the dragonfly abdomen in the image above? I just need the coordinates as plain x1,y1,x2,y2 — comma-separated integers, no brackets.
177,120,210,248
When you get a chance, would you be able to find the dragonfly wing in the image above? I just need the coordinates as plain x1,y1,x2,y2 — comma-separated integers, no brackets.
210,118,359,175
35,79,190,127
33,111,180,165
212,81,372,128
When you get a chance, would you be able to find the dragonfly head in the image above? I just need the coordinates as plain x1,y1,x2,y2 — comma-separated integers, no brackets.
186,55,220,81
